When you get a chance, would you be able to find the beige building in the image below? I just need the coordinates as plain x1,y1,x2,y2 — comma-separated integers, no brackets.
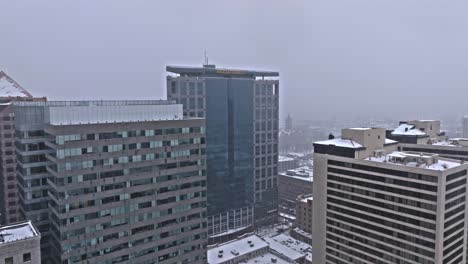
0,221,41,264
313,127,468,264
295,194,313,234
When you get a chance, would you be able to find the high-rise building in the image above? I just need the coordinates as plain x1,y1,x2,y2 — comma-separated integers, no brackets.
463,116,468,138
313,127,468,264
285,114,292,132
0,220,41,264
14,100,208,264
0,71,46,225
167,65,279,241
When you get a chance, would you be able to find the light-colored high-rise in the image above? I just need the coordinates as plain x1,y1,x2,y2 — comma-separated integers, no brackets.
313,127,468,264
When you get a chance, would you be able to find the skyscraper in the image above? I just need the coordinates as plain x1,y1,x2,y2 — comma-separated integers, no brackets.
14,100,208,264
313,127,468,264
0,71,46,225
167,64,279,241
285,114,293,132
463,116,468,138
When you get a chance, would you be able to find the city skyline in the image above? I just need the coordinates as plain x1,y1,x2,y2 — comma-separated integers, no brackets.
3,1,468,121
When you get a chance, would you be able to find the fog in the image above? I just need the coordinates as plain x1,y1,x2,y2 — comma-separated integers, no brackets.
1,0,468,122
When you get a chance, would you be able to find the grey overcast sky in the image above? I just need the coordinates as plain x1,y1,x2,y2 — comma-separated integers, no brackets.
1,0,468,121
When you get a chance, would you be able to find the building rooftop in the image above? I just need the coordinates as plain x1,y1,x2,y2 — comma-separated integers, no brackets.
431,138,468,148
15,100,184,125
314,138,364,149
280,166,313,182
299,194,313,203
167,65,279,78
279,155,295,162
366,151,462,171
0,221,39,245
263,234,312,261
207,235,268,264
0,71,32,98
391,124,426,136
240,252,293,264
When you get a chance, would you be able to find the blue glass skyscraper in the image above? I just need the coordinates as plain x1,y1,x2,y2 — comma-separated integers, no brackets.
167,65,279,242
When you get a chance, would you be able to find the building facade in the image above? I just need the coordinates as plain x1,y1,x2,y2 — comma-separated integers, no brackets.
313,127,468,264
0,221,41,264
0,71,46,225
278,168,313,219
295,194,313,235
278,155,300,172
14,101,208,264
167,65,279,239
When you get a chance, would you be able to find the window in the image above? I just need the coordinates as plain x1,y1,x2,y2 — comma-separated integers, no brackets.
23,253,32,262
5,257,13,264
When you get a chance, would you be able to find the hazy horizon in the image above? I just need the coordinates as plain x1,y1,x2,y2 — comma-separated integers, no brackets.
2,0,468,122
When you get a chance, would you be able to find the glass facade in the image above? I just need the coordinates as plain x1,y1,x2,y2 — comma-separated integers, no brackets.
205,77,255,214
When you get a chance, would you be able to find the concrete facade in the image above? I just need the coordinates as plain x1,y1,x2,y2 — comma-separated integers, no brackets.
295,194,313,234
14,101,208,264
0,221,41,264
313,127,468,264
277,168,312,218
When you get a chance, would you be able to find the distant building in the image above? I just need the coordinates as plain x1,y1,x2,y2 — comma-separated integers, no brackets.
0,221,41,264
207,234,309,264
285,114,293,132
167,64,279,241
14,100,208,264
387,120,445,144
278,167,313,219
463,116,468,138
313,127,468,264
0,71,46,225
295,194,313,235
264,234,312,264
278,155,299,172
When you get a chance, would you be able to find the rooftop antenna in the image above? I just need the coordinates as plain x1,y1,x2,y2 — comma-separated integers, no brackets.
204,50,209,66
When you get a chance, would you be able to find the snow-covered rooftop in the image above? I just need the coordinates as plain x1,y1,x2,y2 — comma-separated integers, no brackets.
0,71,32,98
0,221,39,245
431,138,468,148
264,234,312,261
279,166,313,182
207,235,268,264
385,138,398,145
314,138,364,149
279,155,295,162
391,124,426,136
241,253,293,264
366,151,462,171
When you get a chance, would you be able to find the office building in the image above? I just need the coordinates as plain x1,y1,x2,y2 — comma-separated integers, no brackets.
167,65,279,240
313,127,468,264
278,155,300,172
278,167,312,219
0,221,41,264
0,71,46,225
14,100,208,264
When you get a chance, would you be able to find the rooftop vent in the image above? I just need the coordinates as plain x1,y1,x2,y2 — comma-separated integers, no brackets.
271,258,278,263
231,250,239,256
